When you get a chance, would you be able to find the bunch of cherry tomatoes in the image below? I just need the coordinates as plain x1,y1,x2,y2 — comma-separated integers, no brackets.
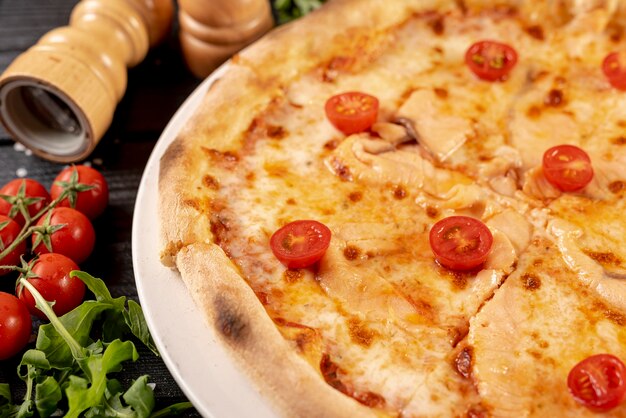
0,165,108,360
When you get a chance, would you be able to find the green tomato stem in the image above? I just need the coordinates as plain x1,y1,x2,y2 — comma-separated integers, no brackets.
0,264,18,271
18,278,85,361
23,368,33,403
0,190,69,270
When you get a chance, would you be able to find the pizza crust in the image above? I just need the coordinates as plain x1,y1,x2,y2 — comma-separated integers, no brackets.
176,243,376,418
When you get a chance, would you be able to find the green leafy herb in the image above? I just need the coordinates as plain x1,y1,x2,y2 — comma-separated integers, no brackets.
2,272,193,418
272,0,326,24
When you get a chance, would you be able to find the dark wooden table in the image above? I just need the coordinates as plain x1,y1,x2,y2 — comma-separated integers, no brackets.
0,0,204,415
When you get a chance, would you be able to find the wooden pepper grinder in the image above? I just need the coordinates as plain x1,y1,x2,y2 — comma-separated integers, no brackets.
178,0,274,78
0,0,173,163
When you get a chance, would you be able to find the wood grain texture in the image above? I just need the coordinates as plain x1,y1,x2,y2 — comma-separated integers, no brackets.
0,0,201,415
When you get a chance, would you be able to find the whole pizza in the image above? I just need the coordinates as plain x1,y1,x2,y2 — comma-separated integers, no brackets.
159,0,626,416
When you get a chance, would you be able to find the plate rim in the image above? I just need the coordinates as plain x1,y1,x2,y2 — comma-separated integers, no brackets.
131,63,279,418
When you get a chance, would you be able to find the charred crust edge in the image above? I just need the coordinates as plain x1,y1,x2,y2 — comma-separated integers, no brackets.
214,293,250,343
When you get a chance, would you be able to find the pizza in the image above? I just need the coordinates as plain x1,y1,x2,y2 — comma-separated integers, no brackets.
158,0,626,416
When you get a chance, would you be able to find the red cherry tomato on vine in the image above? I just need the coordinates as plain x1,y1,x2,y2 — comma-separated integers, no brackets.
465,40,518,81
568,354,626,411
0,215,26,276
50,165,109,220
325,92,379,135
0,292,31,360
17,253,84,319
429,216,493,271
542,145,594,192
0,178,50,226
32,207,95,264
270,220,332,269
602,52,626,90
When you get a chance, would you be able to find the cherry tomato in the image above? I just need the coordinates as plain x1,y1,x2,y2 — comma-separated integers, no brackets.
542,145,594,192
602,52,626,90
16,253,84,319
0,215,26,276
465,40,518,81
0,292,31,360
429,216,493,271
325,92,379,135
270,220,332,269
568,354,626,411
0,178,51,226
32,207,95,264
50,165,109,220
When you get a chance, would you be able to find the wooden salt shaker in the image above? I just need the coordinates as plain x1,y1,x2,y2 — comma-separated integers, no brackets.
0,0,173,163
178,0,274,78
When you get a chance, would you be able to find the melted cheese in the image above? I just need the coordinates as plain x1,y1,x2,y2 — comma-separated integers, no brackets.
204,6,626,418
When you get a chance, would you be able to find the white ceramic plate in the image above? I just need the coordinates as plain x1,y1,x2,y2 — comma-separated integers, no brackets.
131,65,278,418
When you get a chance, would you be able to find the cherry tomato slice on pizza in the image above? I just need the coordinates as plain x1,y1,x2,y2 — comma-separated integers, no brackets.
325,92,379,135
429,216,493,271
270,220,332,269
568,354,626,412
465,40,518,81
542,145,594,192
602,52,626,90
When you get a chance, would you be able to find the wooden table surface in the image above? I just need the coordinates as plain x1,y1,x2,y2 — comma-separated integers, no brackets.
0,0,207,415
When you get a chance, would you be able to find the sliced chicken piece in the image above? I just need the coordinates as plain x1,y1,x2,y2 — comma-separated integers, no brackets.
469,240,626,418
478,146,523,196
522,166,561,201
484,231,516,272
549,193,626,278
333,222,408,257
581,159,626,201
319,219,513,342
477,146,523,179
522,155,626,202
396,89,472,162
509,111,581,172
326,133,471,195
429,184,491,219
416,182,523,223
317,240,421,326
548,218,626,309
488,175,519,197
486,210,533,255
370,122,410,146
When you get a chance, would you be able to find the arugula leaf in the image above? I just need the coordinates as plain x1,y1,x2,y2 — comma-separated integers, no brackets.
122,376,155,418
71,271,121,304
34,377,62,418
18,350,50,380
272,0,326,24
11,273,189,417
0,385,10,403
124,300,158,356
15,401,33,418
0,384,19,418
36,300,115,369
73,272,158,354
149,403,194,418
84,377,153,418
103,310,131,342
65,340,139,418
